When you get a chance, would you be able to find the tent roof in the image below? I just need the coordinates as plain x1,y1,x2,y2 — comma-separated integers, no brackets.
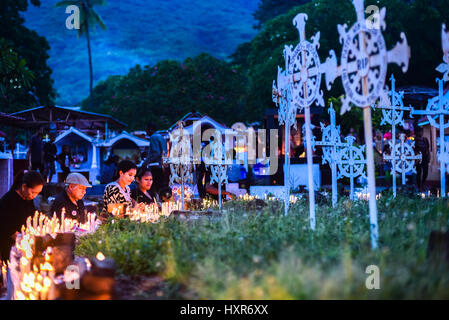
0,112,26,127
10,105,126,134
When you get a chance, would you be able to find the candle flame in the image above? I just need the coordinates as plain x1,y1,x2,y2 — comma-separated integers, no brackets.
96,252,106,261
43,277,51,288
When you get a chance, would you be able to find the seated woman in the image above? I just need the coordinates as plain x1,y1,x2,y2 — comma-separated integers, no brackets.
131,167,160,206
103,160,137,216
0,170,44,263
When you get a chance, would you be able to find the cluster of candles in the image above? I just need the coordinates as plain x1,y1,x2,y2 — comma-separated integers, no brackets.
355,192,382,201
14,240,54,300
201,198,219,209
238,193,298,203
419,191,449,198
113,201,184,223
6,211,100,300
24,210,99,236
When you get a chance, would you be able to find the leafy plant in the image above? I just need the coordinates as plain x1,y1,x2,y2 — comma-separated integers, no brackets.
77,195,449,299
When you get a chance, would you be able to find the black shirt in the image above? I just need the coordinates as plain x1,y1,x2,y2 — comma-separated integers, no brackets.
0,189,36,261
43,142,57,162
57,153,73,171
131,188,159,205
29,134,43,163
50,191,86,223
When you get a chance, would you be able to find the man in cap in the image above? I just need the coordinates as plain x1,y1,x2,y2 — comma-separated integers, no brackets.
50,173,92,223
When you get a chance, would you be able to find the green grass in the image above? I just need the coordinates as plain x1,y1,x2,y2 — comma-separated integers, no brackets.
76,194,449,299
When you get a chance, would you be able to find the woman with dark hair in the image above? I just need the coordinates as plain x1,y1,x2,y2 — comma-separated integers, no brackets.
103,160,137,215
0,170,44,263
131,167,160,205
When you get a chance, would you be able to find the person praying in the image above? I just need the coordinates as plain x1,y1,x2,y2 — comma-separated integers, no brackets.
0,171,44,263
131,167,161,206
103,160,137,216
50,173,92,223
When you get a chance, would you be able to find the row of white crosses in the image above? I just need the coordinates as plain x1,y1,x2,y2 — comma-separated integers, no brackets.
373,75,419,198
274,0,410,249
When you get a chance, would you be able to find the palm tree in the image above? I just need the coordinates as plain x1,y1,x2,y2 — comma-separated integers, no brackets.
56,0,107,96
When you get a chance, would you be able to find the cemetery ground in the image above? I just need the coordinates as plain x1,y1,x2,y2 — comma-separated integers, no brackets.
76,193,449,299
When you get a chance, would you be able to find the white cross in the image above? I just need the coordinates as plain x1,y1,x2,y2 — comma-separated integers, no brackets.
383,133,421,187
204,139,231,210
315,103,344,207
273,13,334,227
163,121,193,209
323,0,410,249
337,136,367,201
411,24,449,197
372,74,414,197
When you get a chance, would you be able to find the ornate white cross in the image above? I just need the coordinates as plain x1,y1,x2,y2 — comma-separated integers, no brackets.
324,0,410,249
372,74,414,197
273,13,334,227
337,136,367,201
273,58,296,217
204,139,231,210
411,24,449,197
315,103,344,207
383,133,421,188
412,78,449,196
164,121,193,210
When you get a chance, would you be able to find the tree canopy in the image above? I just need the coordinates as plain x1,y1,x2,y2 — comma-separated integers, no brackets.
0,0,55,112
253,0,311,29
82,53,249,130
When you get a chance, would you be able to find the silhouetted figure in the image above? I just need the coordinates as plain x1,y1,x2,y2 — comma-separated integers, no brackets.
415,128,430,191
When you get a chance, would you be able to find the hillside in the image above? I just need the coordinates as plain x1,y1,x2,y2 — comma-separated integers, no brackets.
23,0,259,106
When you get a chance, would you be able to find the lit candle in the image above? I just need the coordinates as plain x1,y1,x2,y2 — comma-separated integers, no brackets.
27,216,32,230
33,211,38,229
